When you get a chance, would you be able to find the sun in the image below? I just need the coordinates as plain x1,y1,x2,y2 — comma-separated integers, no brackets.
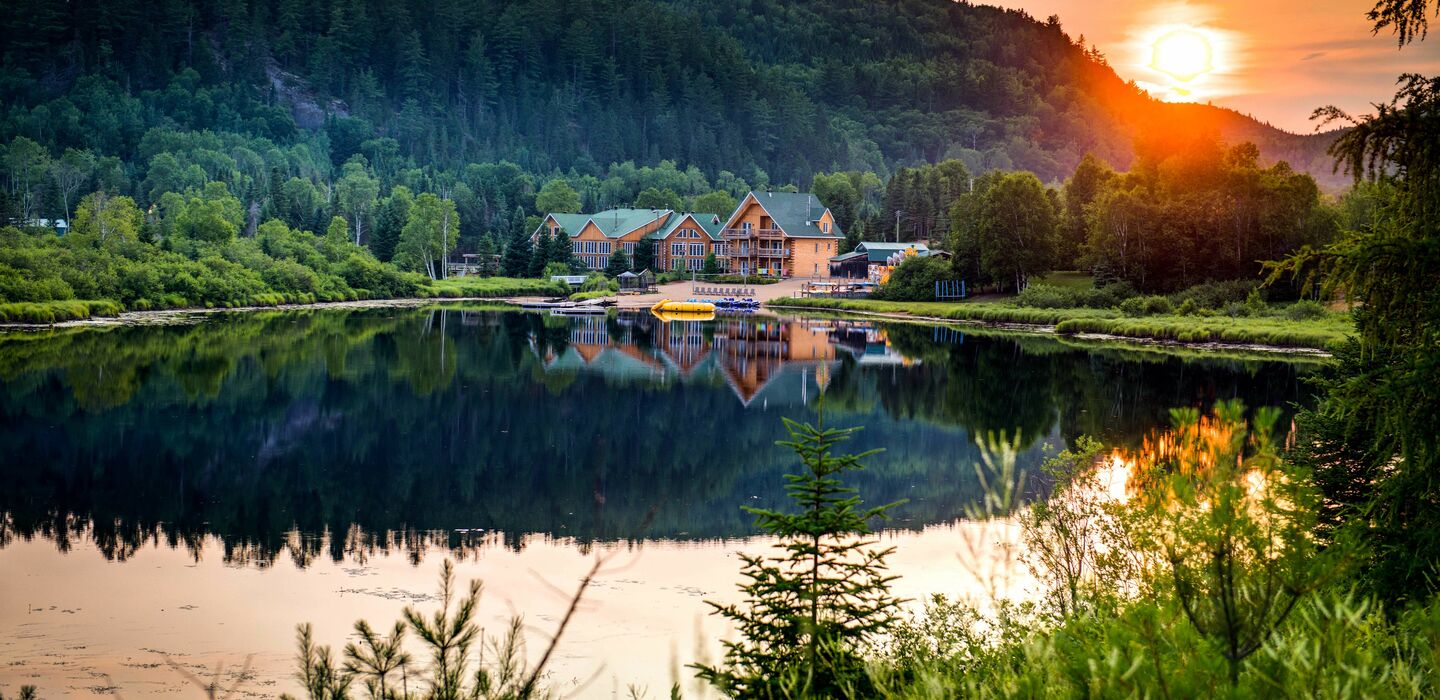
1150,28,1214,83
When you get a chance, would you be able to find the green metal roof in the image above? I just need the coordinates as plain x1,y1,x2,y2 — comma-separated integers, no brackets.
583,208,673,238
829,250,867,262
647,212,725,241
544,213,591,237
539,209,673,239
740,191,844,239
854,241,930,263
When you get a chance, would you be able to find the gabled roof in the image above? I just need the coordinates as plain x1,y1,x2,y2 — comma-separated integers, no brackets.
537,209,673,239
854,241,930,263
829,250,867,262
729,191,844,239
584,208,672,238
537,213,590,237
646,212,725,241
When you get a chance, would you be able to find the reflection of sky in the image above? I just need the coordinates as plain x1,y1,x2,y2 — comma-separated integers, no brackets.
0,308,1318,698
0,522,1033,698
989,0,1440,132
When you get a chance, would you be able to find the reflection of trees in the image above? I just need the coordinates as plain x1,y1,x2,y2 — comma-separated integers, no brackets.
0,309,1317,567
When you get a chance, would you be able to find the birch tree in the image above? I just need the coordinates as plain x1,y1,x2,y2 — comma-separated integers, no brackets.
73,191,143,247
335,158,379,246
398,193,459,280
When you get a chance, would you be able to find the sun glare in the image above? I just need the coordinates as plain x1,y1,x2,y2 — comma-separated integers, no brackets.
1150,28,1215,83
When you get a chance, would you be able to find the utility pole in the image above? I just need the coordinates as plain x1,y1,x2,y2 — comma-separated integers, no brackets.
894,209,903,243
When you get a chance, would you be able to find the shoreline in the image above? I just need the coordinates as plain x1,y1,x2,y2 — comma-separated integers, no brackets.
0,296,521,331
766,303,1336,357
0,295,1335,358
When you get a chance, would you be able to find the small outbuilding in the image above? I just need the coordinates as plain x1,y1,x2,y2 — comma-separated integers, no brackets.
618,269,656,293
829,242,934,280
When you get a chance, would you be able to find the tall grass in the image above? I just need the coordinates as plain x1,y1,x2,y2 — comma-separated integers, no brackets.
1055,315,1352,351
426,277,569,299
770,297,1351,351
0,300,123,323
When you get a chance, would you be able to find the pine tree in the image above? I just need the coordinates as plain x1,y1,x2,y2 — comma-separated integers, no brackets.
604,249,631,277
502,226,532,277
546,228,575,270
632,239,656,273
695,405,904,698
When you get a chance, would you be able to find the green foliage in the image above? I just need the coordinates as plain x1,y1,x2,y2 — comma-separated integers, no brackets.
0,299,122,323
1276,63,1440,600
426,277,567,299
774,296,1351,351
284,560,564,700
701,252,721,276
1117,294,1174,316
1015,281,1134,309
695,410,904,698
578,274,615,293
1146,402,1338,683
603,249,631,277
0,210,421,316
873,256,953,301
950,170,1059,291
396,193,460,280
534,179,581,214
690,190,738,217
633,186,682,211
502,228,533,278
1085,141,1336,293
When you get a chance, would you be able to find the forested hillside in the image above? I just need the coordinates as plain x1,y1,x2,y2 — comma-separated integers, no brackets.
0,0,1341,220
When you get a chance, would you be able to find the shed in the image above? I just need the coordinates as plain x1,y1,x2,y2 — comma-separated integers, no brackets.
619,269,656,292
828,250,869,279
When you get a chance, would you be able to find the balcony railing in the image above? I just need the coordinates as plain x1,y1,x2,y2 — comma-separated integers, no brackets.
722,227,784,240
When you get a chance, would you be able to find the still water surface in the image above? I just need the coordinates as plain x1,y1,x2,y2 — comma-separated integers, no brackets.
0,307,1320,696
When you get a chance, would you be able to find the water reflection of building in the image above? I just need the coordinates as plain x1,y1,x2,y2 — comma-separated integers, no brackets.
529,313,928,407
824,319,924,367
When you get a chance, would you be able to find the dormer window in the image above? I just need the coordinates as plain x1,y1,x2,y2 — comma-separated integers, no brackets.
821,222,831,234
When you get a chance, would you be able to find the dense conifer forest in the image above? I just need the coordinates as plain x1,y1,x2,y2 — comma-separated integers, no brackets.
0,0,1341,250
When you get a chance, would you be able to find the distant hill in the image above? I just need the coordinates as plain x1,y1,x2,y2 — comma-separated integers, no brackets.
0,0,1345,189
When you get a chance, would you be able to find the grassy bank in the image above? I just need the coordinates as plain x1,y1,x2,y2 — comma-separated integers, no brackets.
770,297,1352,351
425,277,569,298
0,300,125,323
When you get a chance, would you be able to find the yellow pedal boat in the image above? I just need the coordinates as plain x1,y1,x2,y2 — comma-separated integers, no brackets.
650,299,716,314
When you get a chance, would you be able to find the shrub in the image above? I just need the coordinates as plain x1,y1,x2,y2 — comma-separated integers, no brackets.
874,256,954,301
579,273,613,293
1118,295,1174,316
1170,280,1258,310
1284,300,1328,320
1017,282,1135,309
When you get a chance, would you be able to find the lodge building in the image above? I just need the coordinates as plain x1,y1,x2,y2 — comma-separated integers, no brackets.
533,190,844,277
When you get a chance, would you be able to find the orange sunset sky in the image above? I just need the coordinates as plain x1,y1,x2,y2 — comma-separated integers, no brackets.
990,0,1440,133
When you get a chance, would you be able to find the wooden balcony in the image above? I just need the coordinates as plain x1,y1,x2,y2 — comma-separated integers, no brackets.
722,227,784,240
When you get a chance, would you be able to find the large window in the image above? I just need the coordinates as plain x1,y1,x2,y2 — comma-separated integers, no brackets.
598,241,611,255
671,242,685,257
623,242,636,254
689,243,704,256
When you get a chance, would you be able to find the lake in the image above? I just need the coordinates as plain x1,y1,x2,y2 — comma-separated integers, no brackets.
0,306,1321,697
